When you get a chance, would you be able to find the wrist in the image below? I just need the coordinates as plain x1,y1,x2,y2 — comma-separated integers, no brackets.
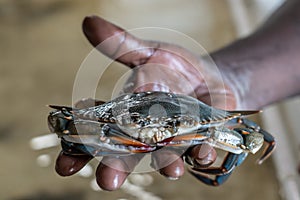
210,38,263,110
210,1,300,110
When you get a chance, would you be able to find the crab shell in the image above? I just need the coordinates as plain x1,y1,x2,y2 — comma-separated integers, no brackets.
79,92,242,141
48,92,263,155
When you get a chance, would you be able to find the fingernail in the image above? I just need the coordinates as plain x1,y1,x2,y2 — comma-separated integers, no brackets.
82,16,95,35
160,164,184,179
195,145,217,167
196,144,212,159
96,158,128,191
55,151,92,176
55,151,76,176
151,150,184,179
82,15,102,40
195,156,214,166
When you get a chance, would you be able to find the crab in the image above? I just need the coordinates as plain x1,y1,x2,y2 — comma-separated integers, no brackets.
48,91,275,186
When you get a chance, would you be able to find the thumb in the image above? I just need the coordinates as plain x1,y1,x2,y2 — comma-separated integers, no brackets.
82,15,159,67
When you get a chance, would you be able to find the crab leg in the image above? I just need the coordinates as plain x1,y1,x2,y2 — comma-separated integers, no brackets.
61,134,155,156
63,133,152,149
60,138,136,156
189,152,248,186
189,169,232,186
61,124,155,156
256,128,276,164
156,129,209,147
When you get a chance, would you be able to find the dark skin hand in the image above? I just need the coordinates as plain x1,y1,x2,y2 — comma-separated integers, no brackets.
56,0,300,191
55,16,221,191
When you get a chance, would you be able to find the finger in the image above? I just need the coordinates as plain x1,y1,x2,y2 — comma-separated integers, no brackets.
55,151,92,176
194,85,237,110
151,150,185,180
187,144,217,167
74,98,106,109
82,15,158,67
96,154,143,191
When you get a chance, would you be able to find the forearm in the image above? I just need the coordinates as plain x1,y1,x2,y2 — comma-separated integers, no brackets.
211,0,300,109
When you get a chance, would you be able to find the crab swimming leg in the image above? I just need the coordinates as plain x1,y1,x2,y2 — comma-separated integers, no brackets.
188,152,248,186
230,117,276,164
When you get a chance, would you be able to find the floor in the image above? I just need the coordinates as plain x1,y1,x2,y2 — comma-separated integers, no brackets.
0,0,280,199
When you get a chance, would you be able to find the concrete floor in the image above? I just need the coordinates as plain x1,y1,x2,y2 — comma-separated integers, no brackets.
0,0,280,199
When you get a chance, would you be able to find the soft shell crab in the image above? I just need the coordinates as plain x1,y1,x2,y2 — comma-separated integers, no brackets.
48,91,275,186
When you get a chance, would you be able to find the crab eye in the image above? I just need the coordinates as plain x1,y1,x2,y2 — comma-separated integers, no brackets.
245,132,264,154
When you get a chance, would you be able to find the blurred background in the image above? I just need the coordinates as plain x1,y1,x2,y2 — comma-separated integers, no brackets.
1,0,299,199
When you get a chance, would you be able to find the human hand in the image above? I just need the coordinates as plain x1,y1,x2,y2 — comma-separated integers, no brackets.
55,15,238,190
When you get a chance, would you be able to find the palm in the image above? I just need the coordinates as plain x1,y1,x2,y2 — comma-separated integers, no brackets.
83,16,237,110
123,46,237,110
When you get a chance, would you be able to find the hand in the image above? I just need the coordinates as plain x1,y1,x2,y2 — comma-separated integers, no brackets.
55,15,238,191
